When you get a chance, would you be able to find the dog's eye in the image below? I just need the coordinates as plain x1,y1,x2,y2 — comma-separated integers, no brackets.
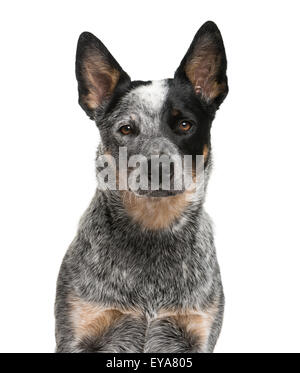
119,125,133,135
178,121,193,132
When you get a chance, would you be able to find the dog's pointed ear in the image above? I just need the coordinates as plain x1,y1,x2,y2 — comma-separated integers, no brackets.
175,21,228,108
76,32,131,119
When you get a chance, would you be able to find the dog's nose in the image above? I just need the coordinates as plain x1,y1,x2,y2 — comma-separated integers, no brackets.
147,158,175,188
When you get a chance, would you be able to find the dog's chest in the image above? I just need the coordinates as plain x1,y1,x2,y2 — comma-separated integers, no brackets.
78,229,214,312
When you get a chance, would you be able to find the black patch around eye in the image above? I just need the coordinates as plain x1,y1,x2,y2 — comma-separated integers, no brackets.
172,120,196,135
160,79,213,158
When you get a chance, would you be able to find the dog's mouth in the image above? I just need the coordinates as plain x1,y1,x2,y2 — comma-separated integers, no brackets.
131,188,185,198
127,167,186,197
126,160,187,197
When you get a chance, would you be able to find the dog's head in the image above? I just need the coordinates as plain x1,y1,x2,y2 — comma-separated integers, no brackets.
76,21,228,198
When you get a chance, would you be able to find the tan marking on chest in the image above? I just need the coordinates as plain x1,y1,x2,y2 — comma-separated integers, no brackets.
122,191,191,230
156,304,218,348
68,295,140,339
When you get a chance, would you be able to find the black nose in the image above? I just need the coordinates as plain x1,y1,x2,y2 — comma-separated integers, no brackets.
147,159,175,188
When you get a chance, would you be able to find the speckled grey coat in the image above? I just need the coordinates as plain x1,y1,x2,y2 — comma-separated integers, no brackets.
55,21,228,353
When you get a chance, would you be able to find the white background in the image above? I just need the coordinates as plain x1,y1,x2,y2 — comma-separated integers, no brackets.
0,0,299,353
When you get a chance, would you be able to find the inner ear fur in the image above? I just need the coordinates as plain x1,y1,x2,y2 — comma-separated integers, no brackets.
175,21,228,107
76,32,130,119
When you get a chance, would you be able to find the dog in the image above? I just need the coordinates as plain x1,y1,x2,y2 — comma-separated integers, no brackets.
55,20,228,353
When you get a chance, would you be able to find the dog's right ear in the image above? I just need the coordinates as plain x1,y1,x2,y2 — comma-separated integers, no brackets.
76,32,131,119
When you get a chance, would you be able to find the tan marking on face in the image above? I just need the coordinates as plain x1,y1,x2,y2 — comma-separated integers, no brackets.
189,146,208,185
203,144,209,161
68,295,140,339
171,108,180,116
122,191,192,230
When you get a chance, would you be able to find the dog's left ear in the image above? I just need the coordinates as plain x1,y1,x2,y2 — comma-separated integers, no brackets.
175,21,228,108
76,32,131,119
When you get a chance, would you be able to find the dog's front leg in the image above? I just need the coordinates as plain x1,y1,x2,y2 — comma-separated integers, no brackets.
74,312,147,353
56,294,147,353
144,310,219,353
